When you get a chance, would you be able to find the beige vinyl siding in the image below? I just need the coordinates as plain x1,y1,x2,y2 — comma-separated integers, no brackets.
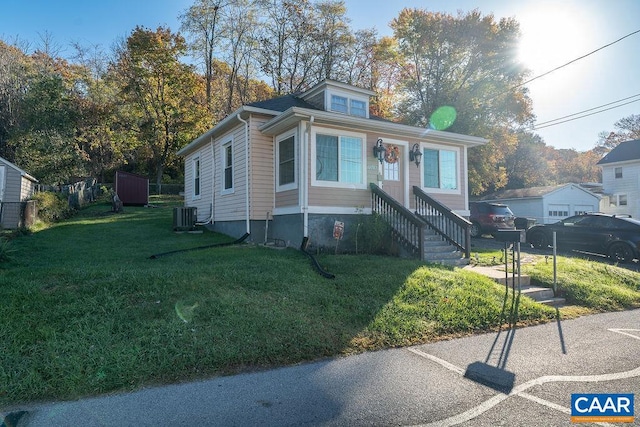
249,115,276,219
215,124,248,222
183,139,214,222
308,186,370,208
276,189,299,207
428,193,465,210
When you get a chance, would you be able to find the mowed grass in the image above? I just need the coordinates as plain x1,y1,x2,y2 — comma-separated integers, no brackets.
1,197,639,406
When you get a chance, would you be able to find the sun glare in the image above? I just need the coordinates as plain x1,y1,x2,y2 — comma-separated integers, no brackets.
517,3,595,75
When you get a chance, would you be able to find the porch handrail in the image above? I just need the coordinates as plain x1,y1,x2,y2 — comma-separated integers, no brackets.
412,186,471,259
370,183,424,258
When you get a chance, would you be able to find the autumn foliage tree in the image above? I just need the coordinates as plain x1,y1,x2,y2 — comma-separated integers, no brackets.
0,3,626,191
114,26,209,188
389,9,535,194
595,114,640,156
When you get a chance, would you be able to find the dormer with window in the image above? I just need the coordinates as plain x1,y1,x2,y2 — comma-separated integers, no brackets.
300,80,375,119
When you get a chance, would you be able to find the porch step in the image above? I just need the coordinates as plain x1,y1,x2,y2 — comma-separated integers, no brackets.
463,265,565,306
422,248,469,266
521,286,566,307
421,229,468,267
430,257,470,267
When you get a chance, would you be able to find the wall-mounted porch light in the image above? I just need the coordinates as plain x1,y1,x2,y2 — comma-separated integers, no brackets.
409,143,422,168
373,138,387,163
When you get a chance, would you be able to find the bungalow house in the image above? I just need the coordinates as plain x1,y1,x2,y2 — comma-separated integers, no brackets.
597,139,640,219
0,156,38,229
177,80,487,263
478,183,601,224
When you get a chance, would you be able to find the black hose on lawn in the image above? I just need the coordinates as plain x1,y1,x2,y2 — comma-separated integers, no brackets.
300,237,335,279
149,233,250,259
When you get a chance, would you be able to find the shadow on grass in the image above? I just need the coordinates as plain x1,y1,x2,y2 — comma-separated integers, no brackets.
464,279,519,394
463,270,568,394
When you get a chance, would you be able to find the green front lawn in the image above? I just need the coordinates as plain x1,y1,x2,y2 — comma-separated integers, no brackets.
1,196,639,406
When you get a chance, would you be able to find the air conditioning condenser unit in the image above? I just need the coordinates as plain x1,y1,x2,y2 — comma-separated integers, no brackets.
173,207,197,231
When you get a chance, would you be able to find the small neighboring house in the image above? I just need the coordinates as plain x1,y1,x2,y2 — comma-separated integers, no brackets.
0,156,38,229
479,183,601,224
597,139,640,219
178,80,487,262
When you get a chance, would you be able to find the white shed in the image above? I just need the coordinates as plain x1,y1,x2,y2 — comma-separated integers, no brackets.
479,183,601,224
0,156,38,229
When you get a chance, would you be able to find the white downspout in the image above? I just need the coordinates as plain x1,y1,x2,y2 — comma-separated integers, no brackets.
237,114,250,235
304,116,314,238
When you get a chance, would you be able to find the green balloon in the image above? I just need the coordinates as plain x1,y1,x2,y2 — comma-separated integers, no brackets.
429,106,457,130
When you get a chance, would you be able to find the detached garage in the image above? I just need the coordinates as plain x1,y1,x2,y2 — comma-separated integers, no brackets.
479,183,601,224
0,156,38,229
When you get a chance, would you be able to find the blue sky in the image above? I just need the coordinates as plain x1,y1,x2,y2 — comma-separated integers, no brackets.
2,0,639,152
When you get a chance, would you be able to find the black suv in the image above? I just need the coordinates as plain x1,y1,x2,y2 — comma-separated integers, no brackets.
469,202,516,237
526,212,640,263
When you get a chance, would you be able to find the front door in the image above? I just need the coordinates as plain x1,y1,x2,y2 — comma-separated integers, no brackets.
382,144,405,206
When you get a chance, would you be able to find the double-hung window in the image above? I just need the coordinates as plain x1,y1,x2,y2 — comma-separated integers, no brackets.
615,167,623,179
329,93,368,117
350,99,367,117
193,157,200,198
422,147,458,191
222,142,233,193
314,130,365,188
330,95,348,114
277,134,296,190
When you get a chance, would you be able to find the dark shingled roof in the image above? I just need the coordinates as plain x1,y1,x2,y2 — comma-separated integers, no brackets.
246,94,320,112
479,184,568,200
246,93,400,125
597,139,640,165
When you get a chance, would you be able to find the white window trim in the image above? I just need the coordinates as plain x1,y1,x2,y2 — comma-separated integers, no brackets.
311,127,367,190
276,129,298,192
419,142,462,195
192,156,201,200
611,193,628,207
221,139,234,195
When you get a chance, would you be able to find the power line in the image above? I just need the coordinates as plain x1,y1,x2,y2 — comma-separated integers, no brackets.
490,28,640,101
504,29,640,131
533,97,640,130
534,93,640,127
518,28,640,89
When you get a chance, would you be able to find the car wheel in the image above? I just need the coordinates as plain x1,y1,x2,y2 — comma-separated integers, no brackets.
470,222,482,238
608,242,635,263
528,231,548,249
